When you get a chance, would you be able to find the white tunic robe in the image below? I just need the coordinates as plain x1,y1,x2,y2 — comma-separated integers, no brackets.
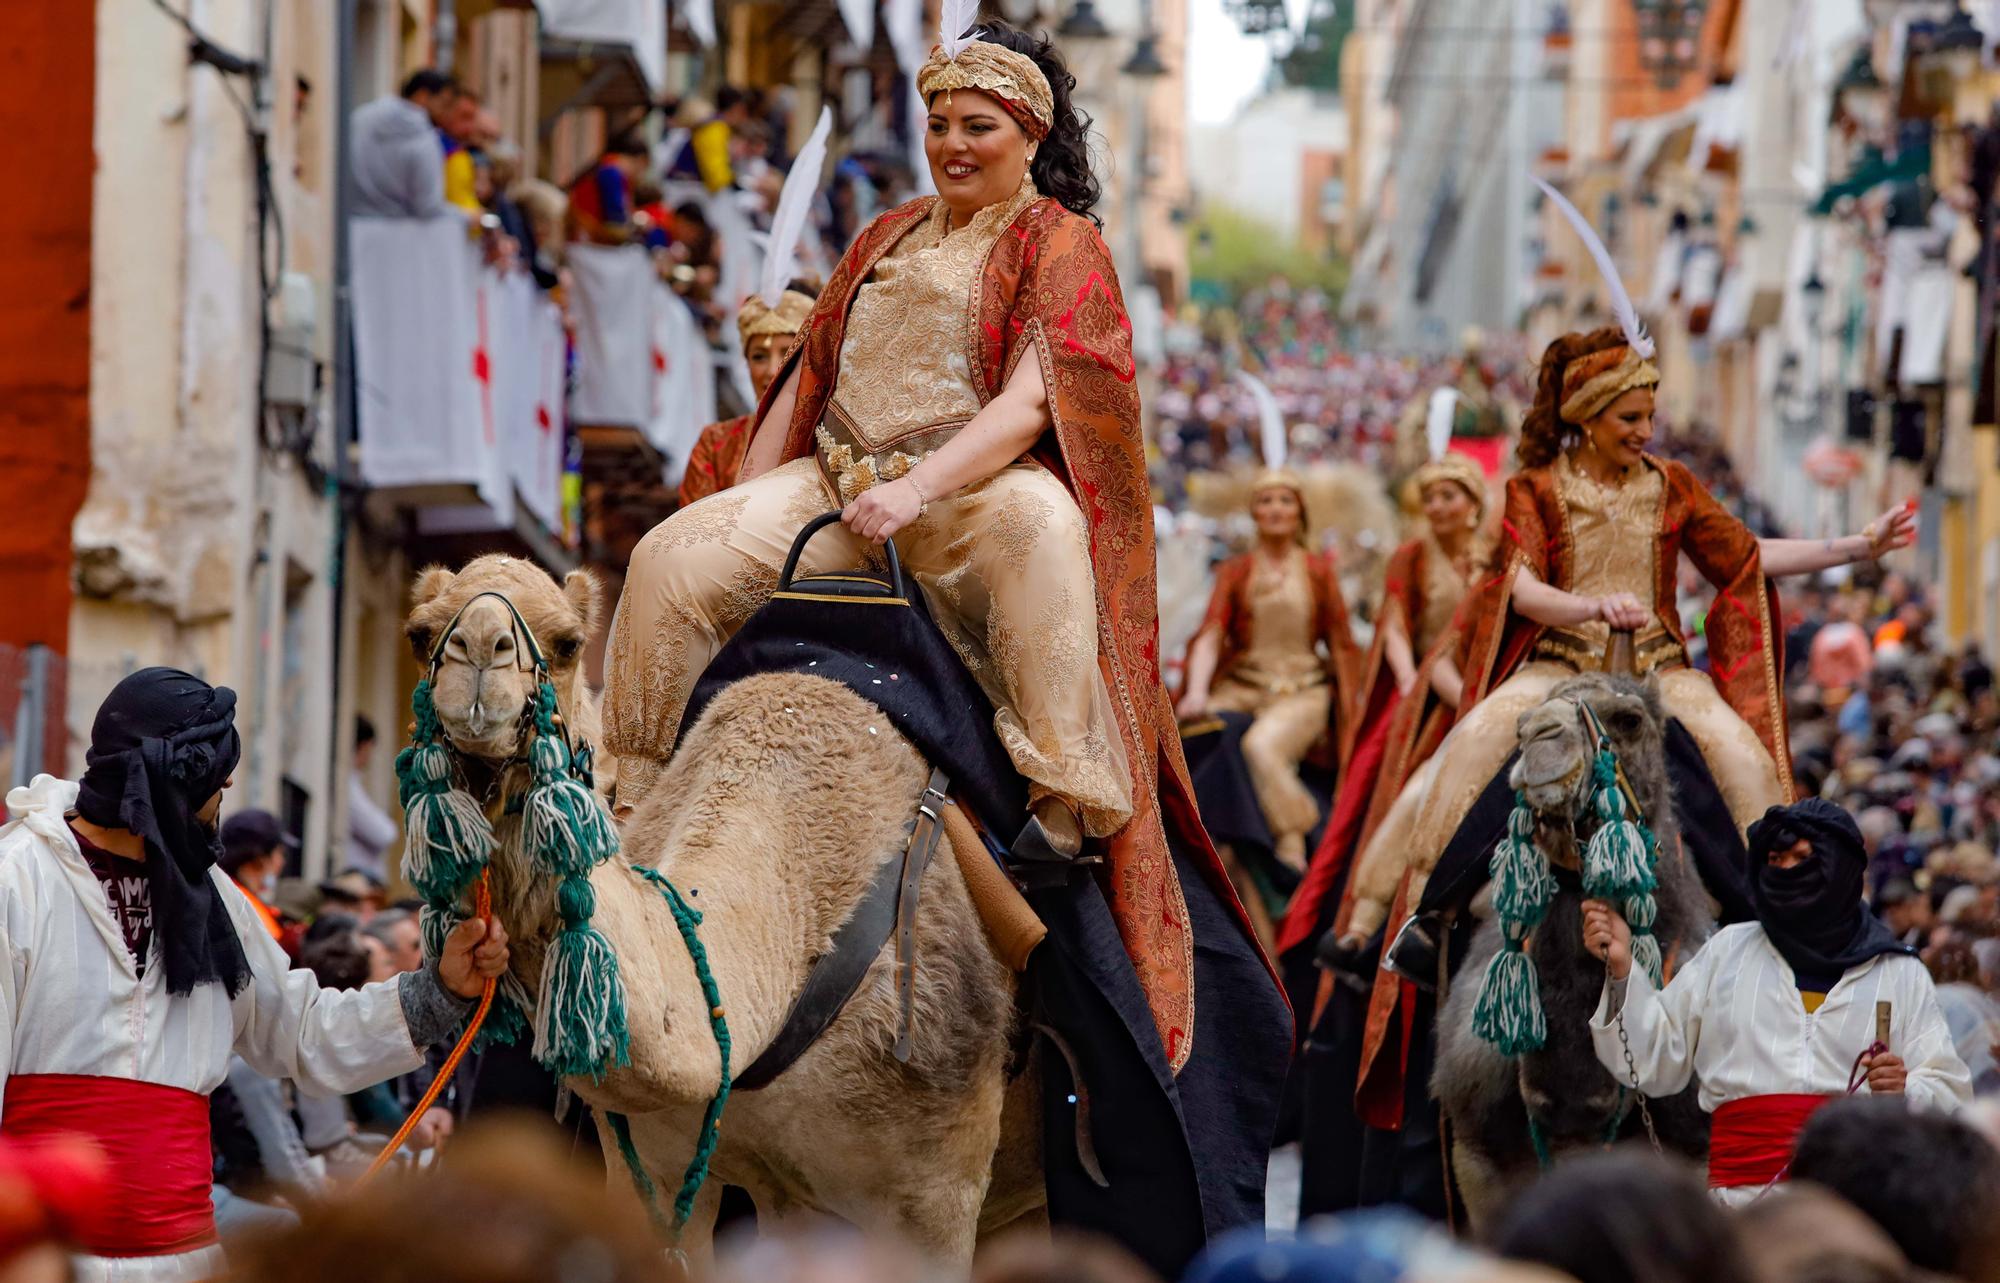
1590,921,1971,1205
1,775,426,1280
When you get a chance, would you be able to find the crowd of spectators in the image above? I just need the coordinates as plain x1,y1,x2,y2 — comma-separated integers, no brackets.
346,70,923,409
1150,284,1534,502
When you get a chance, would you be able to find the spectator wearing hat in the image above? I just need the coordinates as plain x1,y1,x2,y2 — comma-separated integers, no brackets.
219,809,296,949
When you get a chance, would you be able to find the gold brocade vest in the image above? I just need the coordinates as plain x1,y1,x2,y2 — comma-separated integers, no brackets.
816,176,1043,503
1229,549,1327,695
1532,454,1686,673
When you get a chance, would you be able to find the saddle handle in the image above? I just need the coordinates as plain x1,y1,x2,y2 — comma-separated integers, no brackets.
779,510,906,600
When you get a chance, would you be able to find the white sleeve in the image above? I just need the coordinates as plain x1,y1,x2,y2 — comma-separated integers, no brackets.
223,871,423,1095
1890,965,1973,1112
1589,942,1712,1098
0,879,20,1120
348,774,401,857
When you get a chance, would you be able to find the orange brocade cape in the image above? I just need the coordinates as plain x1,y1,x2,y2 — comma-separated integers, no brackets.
677,415,753,508
1457,455,1794,793
757,195,1277,1069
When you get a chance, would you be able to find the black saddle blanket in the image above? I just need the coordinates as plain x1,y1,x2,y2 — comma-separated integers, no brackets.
683,581,1028,846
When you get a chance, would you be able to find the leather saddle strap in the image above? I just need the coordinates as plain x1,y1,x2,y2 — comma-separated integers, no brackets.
734,766,951,1091
894,768,954,1063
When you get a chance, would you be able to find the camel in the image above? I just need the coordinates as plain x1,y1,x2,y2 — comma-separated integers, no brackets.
401,554,1041,1266
1430,671,1712,1225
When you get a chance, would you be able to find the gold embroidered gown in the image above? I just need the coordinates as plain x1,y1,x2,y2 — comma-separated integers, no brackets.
1402,453,1783,864
1198,550,1336,850
603,178,1133,833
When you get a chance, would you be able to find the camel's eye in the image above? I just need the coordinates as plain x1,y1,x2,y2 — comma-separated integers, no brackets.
552,636,583,663
1610,708,1644,736
407,626,435,660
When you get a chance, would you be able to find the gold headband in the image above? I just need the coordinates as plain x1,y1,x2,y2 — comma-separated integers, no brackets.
1412,453,1488,515
917,41,1056,141
736,291,814,347
1559,345,1660,424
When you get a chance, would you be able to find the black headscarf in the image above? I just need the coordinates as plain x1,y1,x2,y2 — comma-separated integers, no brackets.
74,667,252,997
1745,798,1911,990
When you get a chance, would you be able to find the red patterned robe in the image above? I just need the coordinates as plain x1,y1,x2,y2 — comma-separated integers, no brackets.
676,415,754,508
757,195,1280,1068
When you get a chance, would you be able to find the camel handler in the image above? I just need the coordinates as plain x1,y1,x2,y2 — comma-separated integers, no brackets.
0,668,510,1282
1583,797,1968,1204
675,282,819,507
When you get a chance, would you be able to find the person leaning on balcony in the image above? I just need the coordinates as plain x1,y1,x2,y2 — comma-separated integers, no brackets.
565,132,653,245
349,69,457,219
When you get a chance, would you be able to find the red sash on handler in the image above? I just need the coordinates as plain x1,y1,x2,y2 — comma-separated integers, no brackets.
1708,1093,1832,1190
2,1074,216,1257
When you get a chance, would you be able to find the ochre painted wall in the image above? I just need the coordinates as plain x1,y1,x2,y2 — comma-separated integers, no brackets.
0,1,94,653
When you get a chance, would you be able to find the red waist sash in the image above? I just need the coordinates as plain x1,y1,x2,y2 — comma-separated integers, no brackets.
1708,1093,1832,1189
2,1073,216,1257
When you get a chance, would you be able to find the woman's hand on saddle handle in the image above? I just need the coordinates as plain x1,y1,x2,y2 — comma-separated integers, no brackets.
1512,568,1645,632
1595,593,1650,632
843,477,925,544
1581,898,1632,980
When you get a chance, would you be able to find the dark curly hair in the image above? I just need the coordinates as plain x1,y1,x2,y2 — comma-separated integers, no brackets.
945,21,1103,227
1517,325,1630,469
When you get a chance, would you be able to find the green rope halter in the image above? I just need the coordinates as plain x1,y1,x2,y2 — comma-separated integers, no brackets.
612,864,734,1240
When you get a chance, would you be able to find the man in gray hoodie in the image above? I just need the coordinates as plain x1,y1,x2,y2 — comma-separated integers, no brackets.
350,70,457,218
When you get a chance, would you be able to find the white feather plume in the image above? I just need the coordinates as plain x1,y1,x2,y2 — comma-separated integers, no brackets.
1236,371,1286,470
1425,387,1459,462
760,107,832,309
1534,177,1655,359
938,0,980,59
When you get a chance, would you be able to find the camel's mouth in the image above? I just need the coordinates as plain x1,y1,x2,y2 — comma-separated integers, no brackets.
1512,744,1589,811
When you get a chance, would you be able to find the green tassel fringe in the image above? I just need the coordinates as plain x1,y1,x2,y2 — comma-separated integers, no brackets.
1490,801,1556,933
1472,943,1547,1056
394,681,494,904
532,916,632,1079
1631,931,1664,988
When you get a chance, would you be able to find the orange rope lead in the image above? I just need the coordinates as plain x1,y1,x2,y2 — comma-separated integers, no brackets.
358,871,497,1185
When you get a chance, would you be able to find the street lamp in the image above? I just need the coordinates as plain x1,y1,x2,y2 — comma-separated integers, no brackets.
1058,0,1110,41
1121,30,1169,77
1630,0,1706,88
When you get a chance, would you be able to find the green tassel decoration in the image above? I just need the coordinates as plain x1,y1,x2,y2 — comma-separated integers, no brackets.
533,877,632,1078
1472,941,1547,1055
1491,832,1556,931
395,682,495,904
522,685,619,880
1474,796,1556,1057
1630,930,1665,988
1582,752,1656,903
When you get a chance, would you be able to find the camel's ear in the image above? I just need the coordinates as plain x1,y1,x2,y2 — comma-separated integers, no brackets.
562,568,604,636
411,566,457,610
407,567,458,661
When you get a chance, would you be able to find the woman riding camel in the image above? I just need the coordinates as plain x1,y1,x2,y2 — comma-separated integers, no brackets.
1175,469,1364,871
605,21,1274,1080
1338,190,1918,944
1277,438,1489,963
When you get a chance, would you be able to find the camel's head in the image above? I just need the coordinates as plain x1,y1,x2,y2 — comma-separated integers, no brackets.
406,556,602,762
1510,672,1664,820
